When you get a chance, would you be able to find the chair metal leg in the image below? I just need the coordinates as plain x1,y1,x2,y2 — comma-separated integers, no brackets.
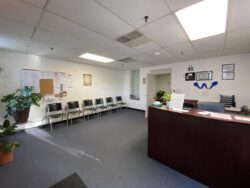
49,118,52,132
66,116,68,126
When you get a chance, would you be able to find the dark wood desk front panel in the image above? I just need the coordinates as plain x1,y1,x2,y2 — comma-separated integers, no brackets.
148,106,250,188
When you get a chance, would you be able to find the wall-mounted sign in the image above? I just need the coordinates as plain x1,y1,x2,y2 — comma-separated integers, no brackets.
222,64,235,80
188,65,194,72
194,81,218,89
196,71,213,81
222,64,235,72
185,72,195,81
222,72,235,80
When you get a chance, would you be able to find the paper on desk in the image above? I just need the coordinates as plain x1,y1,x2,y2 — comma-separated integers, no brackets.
172,108,189,113
234,116,250,122
210,113,232,120
198,111,211,115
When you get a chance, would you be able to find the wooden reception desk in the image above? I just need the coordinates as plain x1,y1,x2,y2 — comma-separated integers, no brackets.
148,106,250,188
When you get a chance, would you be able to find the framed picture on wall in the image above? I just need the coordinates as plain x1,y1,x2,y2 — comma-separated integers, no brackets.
222,72,235,80
83,74,92,86
185,72,195,81
196,71,213,81
222,64,235,72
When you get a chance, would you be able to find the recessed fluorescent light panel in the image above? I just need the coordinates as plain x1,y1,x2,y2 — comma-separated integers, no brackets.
79,53,114,63
175,0,228,41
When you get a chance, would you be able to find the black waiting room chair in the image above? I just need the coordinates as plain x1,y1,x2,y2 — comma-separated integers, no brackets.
220,95,236,107
83,99,96,120
106,97,117,113
66,101,83,125
197,102,225,113
116,96,127,110
47,103,66,131
95,98,108,116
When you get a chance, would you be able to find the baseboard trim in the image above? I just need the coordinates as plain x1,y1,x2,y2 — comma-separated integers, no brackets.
127,107,145,112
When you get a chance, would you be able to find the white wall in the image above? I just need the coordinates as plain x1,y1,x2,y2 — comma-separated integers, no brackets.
156,74,171,93
124,53,250,110
0,51,124,125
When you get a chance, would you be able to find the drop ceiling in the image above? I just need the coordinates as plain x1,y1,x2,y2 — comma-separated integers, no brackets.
0,0,250,70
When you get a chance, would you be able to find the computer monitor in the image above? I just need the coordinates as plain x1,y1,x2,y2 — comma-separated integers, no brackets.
169,94,185,110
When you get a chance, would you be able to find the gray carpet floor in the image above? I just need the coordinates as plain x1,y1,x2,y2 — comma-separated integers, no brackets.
0,109,207,188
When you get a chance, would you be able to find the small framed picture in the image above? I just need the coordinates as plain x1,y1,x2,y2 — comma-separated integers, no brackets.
83,74,92,86
196,71,213,81
143,78,146,84
222,72,235,80
222,64,235,72
185,72,195,81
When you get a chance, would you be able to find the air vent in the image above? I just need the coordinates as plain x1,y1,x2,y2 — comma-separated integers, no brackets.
116,30,151,47
118,57,135,63
127,31,143,39
116,36,131,43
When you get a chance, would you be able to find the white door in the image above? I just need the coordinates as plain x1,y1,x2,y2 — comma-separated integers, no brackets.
145,74,157,118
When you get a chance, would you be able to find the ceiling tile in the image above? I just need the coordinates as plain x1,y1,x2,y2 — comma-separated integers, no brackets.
0,18,34,38
47,0,134,39
228,0,250,32
33,29,89,52
23,0,47,8
226,28,250,49
192,34,225,53
173,53,200,62
39,12,112,49
166,42,196,56
88,41,138,60
197,50,223,59
147,48,173,61
131,53,156,64
164,0,202,11
28,40,85,58
223,47,250,56
0,35,30,53
0,0,42,26
139,15,188,47
133,42,161,53
96,0,170,28
123,62,147,69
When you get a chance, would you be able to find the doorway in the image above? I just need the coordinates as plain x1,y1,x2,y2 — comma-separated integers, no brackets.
145,69,172,117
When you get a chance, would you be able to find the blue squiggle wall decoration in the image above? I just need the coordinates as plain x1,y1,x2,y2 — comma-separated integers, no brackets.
194,81,218,89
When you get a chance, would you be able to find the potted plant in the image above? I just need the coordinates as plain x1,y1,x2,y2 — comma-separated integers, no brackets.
156,90,165,101
0,119,20,165
1,86,42,123
160,93,171,106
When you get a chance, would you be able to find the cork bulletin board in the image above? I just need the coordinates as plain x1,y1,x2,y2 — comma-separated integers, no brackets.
39,79,54,96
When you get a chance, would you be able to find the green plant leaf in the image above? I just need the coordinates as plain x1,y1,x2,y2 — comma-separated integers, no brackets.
1,86,42,116
3,119,10,128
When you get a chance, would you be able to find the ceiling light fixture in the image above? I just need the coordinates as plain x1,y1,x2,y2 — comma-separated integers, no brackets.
175,0,228,41
154,52,160,56
79,53,114,63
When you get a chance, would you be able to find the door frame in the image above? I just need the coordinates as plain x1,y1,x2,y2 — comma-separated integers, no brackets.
145,68,172,118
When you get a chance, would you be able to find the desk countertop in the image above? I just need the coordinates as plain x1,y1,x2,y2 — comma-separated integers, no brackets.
151,105,250,125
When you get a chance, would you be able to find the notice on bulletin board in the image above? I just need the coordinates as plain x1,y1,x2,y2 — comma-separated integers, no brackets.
20,69,40,92
66,74,73,89
20,69,69,98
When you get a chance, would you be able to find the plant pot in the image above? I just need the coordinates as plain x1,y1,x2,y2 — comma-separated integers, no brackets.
12,108,30,123
0,151,13,165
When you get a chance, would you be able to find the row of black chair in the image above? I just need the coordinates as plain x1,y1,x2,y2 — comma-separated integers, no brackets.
46,96,127,131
